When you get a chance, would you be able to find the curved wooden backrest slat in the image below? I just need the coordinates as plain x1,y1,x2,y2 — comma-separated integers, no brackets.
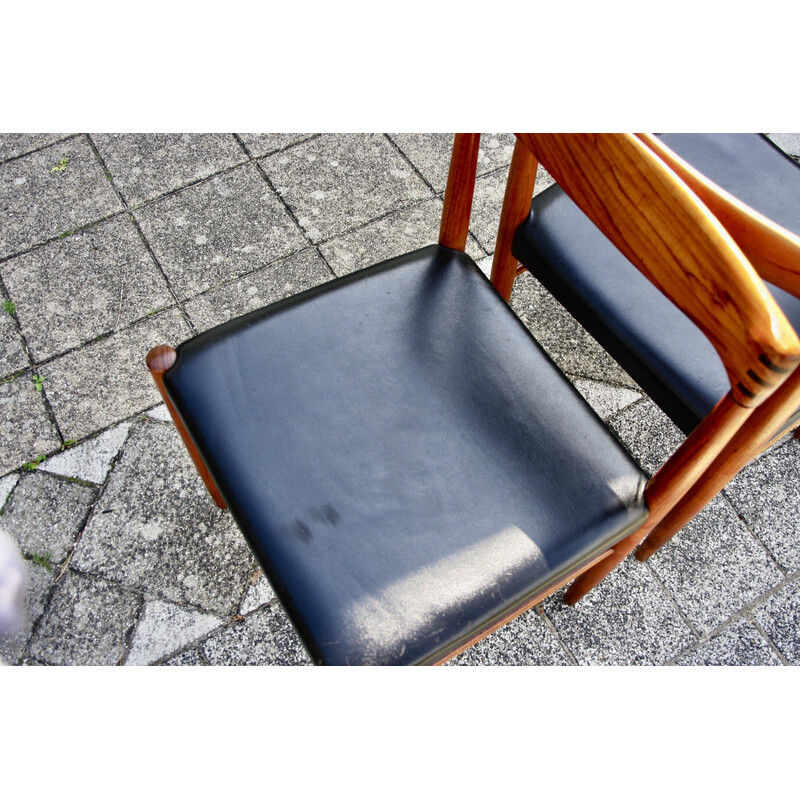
635,133,800,300
515,133,800,406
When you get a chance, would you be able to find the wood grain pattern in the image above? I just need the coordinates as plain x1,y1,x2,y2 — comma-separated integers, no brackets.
146,345,227,510
439,133,481,251
490,139,539,301
636,133,800,297
515,133,800,406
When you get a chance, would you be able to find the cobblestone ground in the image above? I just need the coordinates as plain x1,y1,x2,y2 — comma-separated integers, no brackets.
1,133,798,666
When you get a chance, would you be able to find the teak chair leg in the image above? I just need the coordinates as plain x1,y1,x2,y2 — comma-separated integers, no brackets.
636,367,800,561
146,345,227,510
490,138,538,302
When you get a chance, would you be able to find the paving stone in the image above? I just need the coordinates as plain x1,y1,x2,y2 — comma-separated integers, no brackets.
0,373,61,475
161,647,206,666
147,404,172,422
723,437,800,572
673,618,782,666
0,136,123,259
319,198,483,277
28,570,141,665
571,378,643,421
0,133,73,163
135,164,306,300
184,248,332,332
261,133,431,244
388,133,516,192
3,216,172,362
39,307,192,441
93,133,248,206
543,558,695,665
647,495,784,634
753,579,800,664
766,133,800,158
0,473,19,508
201,602,311,665
1,471,95,562
41,422,131,484
0,559,56,665
608,398,685,476
72,422,253,616
449,607,572,666
239,573,276,615
509,272,639,388
126,597,223,665
0,307,27,377
237,133,316,158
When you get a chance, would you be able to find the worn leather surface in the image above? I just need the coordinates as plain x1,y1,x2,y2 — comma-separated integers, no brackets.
514,133,800,435
164,245,648,665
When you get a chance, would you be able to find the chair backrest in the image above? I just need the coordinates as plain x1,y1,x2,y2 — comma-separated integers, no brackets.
514,133,800,408
635,132,800,299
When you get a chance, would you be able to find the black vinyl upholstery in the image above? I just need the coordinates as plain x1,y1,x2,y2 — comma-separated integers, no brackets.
163,245,648,665
513,133,800,435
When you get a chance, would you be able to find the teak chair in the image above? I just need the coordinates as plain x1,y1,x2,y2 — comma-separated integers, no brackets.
148,134,800,665
491,133,800,603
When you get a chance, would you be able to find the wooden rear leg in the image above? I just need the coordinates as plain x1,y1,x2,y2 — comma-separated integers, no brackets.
146,346,227,509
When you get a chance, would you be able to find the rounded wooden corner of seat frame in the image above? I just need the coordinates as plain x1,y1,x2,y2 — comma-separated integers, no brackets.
146,345,177,375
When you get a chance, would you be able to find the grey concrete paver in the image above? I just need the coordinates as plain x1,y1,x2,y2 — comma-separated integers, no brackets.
27,570,141,665
237,133,316,158
673,618,782,666
753,578,800,664
571,378,642,421
647,495,785,634
39,307,192,440
135,164,306,300
41,422,131,484
0,473,19,508
3,215,172,361
93,133,248,206
184,248,331,332
608,398,685,477
126,597,223,665
510,272,639,388
0,306,28,377
0,560,55,665
388,133,516,192
0,134,73,163
319,197,483,277
723,437,800,572
766,133,800,158
72,421,253,617
1,471,95,562
0,136,123,259
260,133,431,243
239,573,276,615
0,372,61,475
201,602,311,666
542,558,696,665
450,607,572,666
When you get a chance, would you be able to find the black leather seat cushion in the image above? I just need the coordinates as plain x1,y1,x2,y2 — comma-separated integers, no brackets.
163,245,648,665
514,133,800,435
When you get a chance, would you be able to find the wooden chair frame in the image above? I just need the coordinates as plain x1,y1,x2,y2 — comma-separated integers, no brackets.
490,133,800,603
148,133,800,655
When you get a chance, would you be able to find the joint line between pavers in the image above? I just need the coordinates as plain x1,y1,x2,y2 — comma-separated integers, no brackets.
0,133,83,167
539,606,580,666
85,135,199,337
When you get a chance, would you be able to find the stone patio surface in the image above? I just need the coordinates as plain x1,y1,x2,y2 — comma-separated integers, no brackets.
1,132,798,666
